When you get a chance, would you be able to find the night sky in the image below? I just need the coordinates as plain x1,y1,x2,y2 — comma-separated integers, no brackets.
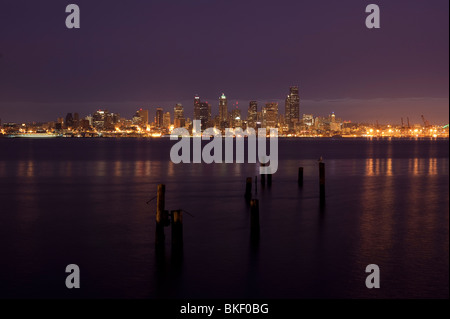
0,0,448,124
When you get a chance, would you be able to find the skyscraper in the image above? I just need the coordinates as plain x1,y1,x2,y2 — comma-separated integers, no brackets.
174,103,185,128
92,110,109,129
155,108,164,128
193,95,201,121
137,109,149,126
247,101,258,129
196,102,211,131
262,103,278,129
163,112,171,129
73,113,79,128
285,86,300,131
65,113,74,128
219,93,228,122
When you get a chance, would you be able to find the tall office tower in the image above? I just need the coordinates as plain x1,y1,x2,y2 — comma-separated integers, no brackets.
155,108,164,128
285,86,300,131
219,93,228,122
137,109,149,126
65,113,74,128
92,110,108,129
197,102,211,131
247,101,258,129
174,103,185,128
262,102,278,129
73,113,79,128
193,95,201,121
163,112,171,129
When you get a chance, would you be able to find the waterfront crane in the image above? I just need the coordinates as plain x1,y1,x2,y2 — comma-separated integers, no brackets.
421,115,431,128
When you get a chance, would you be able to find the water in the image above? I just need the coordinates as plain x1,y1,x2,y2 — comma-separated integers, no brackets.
0,138,448,299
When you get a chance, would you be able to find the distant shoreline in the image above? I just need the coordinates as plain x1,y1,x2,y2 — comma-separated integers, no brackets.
1,134,449,140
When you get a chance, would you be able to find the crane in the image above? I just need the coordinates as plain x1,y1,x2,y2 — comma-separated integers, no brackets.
401,117,404,128
407,117,410,129
421,115,430,127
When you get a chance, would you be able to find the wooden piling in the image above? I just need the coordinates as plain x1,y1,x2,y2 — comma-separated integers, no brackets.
298,167,304,187
250,199,260,239
267,173,272,187
260,163,266,187
245,177,252,200
319,163,325,201
155,184,166,247
171,210,183,248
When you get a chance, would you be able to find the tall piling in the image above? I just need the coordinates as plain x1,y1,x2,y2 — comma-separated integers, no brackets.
298,167,304,187
319,163,325,202
267,173,272,187
156,184,166,248
250,199,260,241
171,210,183,249
245,177,252,200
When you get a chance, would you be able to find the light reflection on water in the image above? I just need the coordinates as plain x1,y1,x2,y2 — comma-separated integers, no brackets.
0,138,448,298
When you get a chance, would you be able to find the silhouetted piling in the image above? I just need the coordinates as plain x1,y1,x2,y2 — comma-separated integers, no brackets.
171,210,183,249
156,184,166,247
298,167,304,187
260,163,266,187
245,177,252,200
319,163,325,202
267,173,272,187
250,199,260,241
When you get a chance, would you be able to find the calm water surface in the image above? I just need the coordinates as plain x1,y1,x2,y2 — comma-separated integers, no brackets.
0,138,448,298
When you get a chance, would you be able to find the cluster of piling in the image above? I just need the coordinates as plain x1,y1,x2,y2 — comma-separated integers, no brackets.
155,184,183,256
243,162,326,241
153,162,326,254
296,163,325,200
247,162,325,199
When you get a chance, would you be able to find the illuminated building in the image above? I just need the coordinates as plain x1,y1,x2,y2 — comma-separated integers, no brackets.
231,108,242,128
163,112,171,129
247,101,258,129
193,95,201,121
219,93,228,129
285,86,300,131
155,108,164,128
174,103,185,128
198,102,211,131
262,102,278,129
303,114,314,127
137,109,149,126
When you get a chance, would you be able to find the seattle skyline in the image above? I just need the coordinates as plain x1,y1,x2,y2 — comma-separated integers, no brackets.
0,0,448,124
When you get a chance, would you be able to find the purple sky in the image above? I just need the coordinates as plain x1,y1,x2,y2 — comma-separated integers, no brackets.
0,0,448,124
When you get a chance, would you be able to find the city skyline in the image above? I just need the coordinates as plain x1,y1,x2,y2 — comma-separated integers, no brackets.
1,94,448,127
0,1,448,124
2,85,448,139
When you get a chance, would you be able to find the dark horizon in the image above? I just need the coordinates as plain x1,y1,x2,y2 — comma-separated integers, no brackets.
0,0,448,124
